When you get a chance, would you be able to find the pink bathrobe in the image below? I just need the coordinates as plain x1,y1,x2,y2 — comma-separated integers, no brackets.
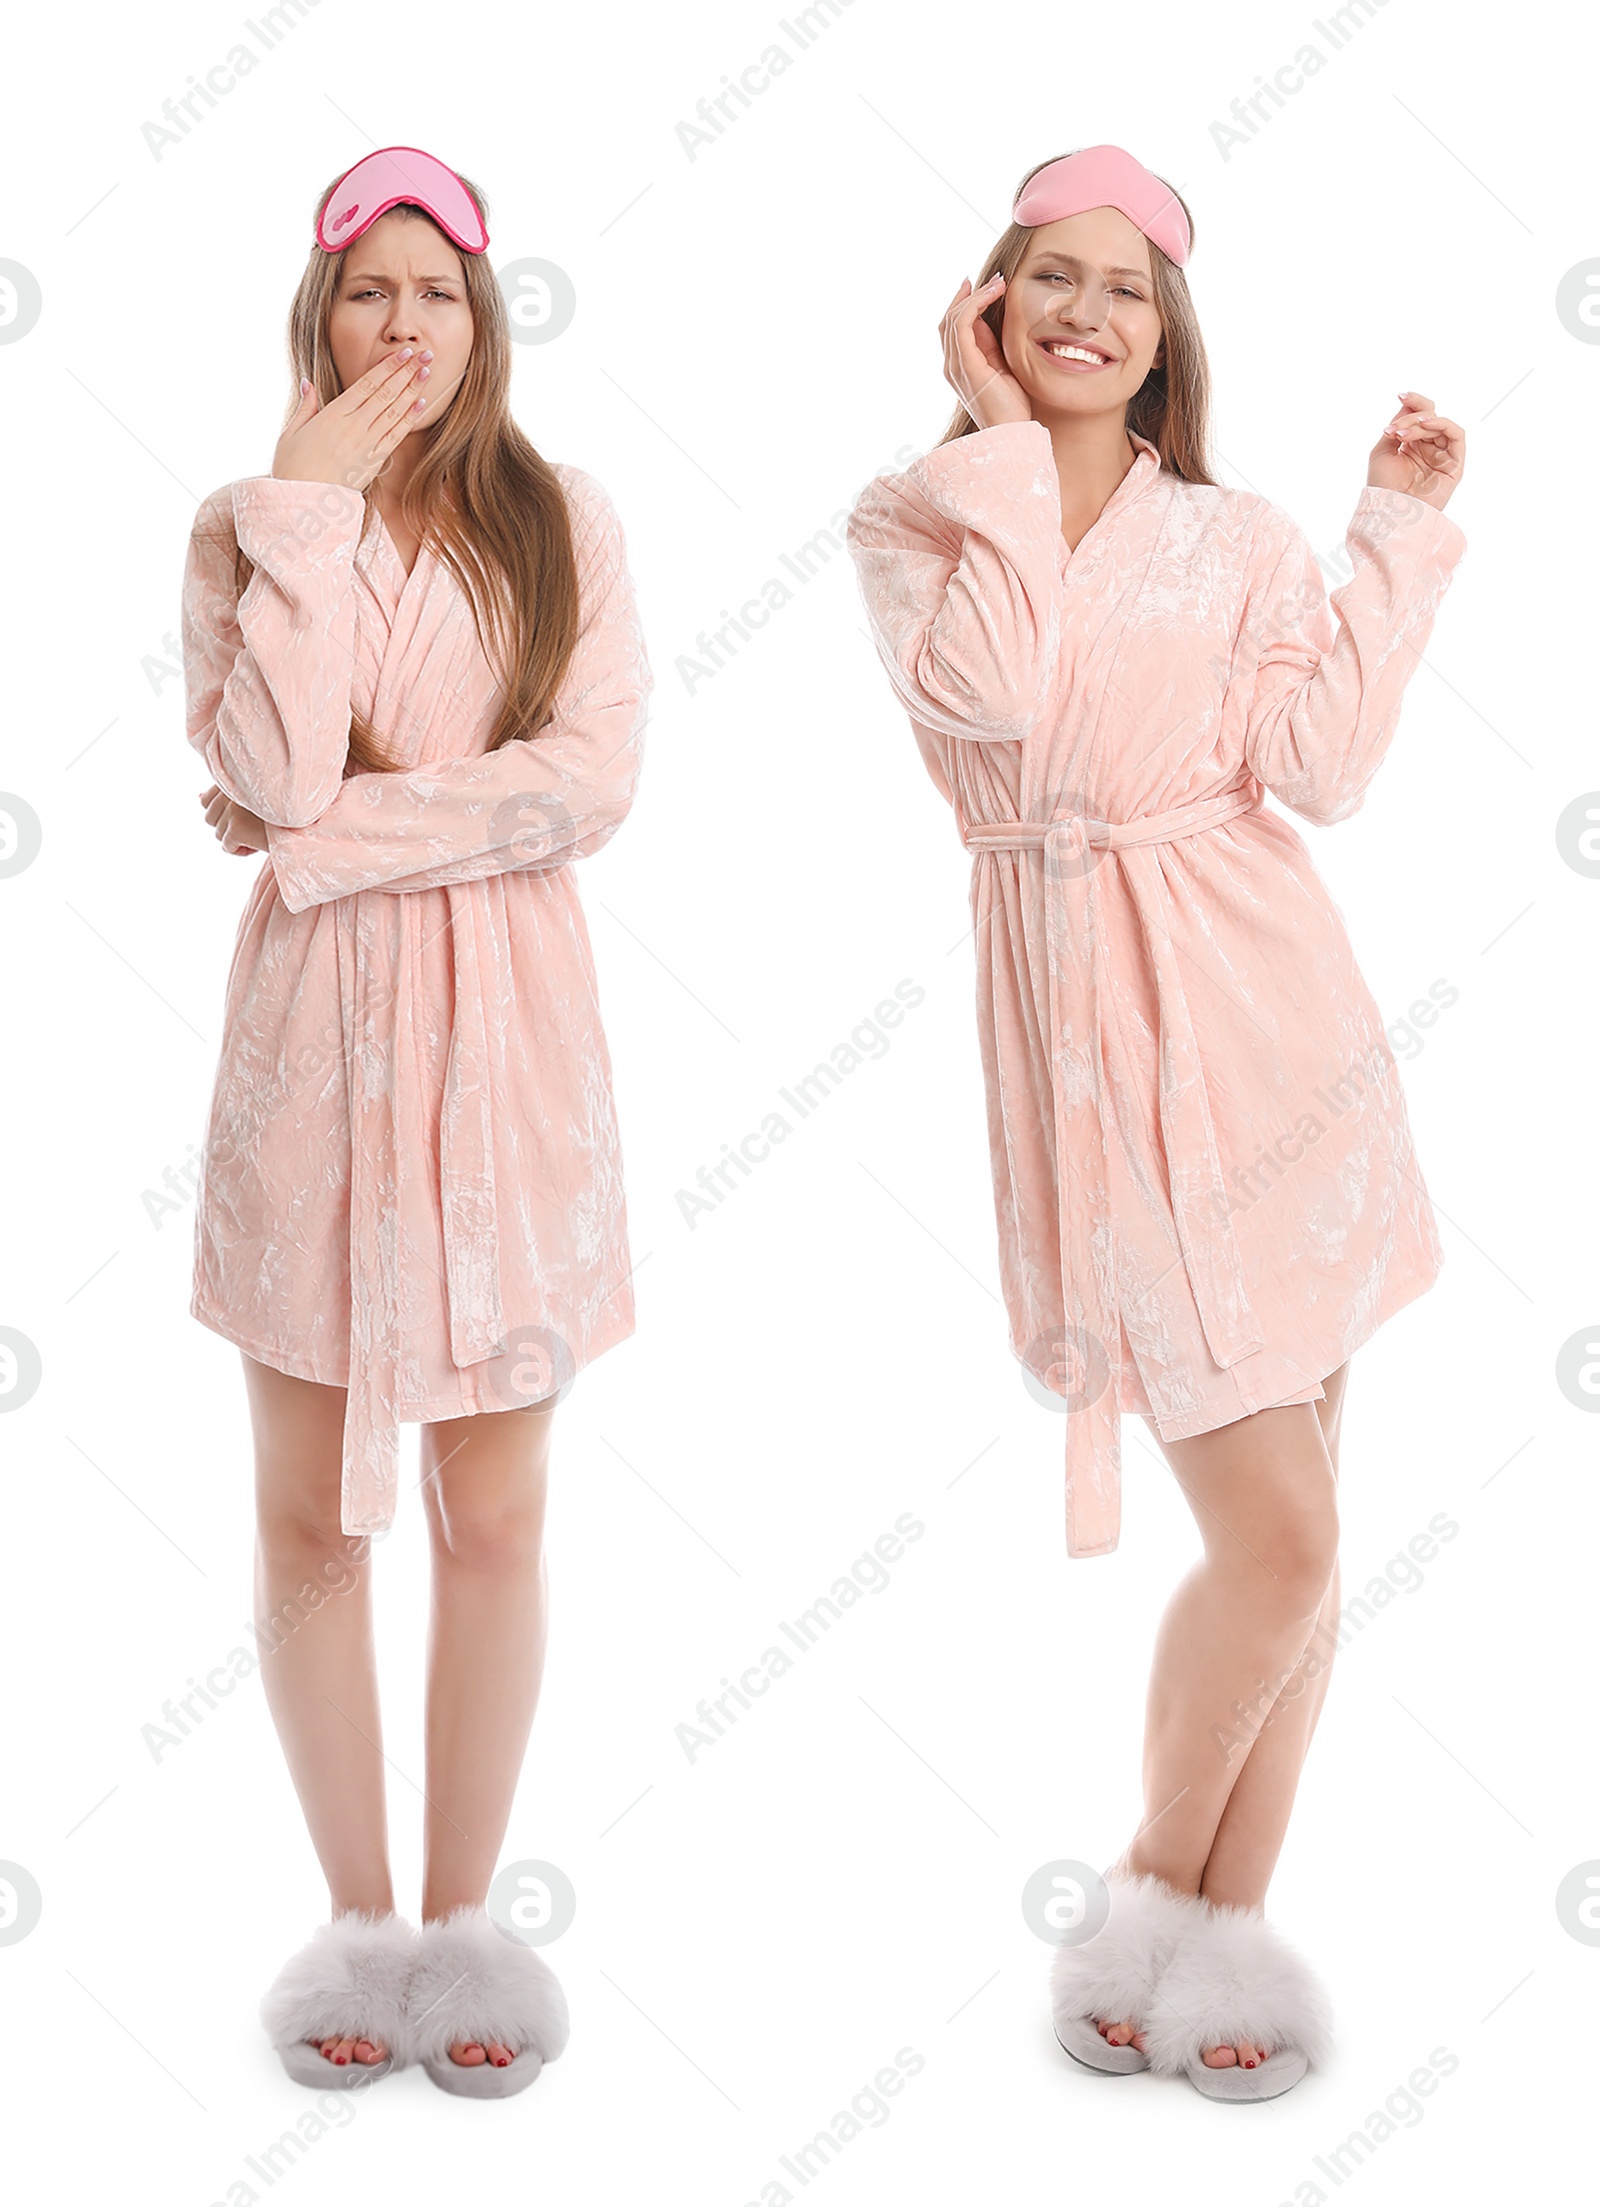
182,467,650,1535
847,422,1466,1558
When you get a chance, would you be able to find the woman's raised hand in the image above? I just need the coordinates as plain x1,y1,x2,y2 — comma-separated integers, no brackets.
198,782,268,855
941,274,1032,431
272,352,431,492
1368,391,1464,511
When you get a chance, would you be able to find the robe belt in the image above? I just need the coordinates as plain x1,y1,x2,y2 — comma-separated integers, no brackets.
962,780,1267,1559
337,883,508,1537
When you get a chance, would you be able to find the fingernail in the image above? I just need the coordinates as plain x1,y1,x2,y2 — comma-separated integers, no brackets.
420,349,434,362
398,346,414,359
299,377,310,395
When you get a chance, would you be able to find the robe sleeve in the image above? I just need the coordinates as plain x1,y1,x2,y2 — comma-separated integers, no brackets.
181,477,367,828
846,420,1064,742
1241,487,1467,825
263,471,651,912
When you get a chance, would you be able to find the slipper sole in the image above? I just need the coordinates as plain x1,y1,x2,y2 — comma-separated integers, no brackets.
275,2039,398,2089
1053,2013,1149,2074
422,2048,546,2098
1183,2047,1308,2101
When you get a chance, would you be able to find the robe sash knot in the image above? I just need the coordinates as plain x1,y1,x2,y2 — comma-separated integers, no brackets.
962,776,1268,1557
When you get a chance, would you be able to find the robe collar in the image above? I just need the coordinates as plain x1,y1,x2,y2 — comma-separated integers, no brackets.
1116,428,1165,504
355,508,432,621
1060,428,1164,564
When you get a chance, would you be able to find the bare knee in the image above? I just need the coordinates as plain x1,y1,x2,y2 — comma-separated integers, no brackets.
1249,1500,1339,1617
424,1479,544,1571
256,1477,365,1575
427,1501,543,1571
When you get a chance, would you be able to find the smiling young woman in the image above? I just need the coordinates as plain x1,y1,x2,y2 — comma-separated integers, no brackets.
847,144,1468,2103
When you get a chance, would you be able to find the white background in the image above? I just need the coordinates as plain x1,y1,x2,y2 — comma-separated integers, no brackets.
1,0,1593,2198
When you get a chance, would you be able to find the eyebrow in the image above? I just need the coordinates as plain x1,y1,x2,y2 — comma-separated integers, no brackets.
343,271,460,285
1026,256,1152,280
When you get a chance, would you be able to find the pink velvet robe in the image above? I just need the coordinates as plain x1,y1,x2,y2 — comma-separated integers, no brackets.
181,467,650,1535
847,422,1467,1558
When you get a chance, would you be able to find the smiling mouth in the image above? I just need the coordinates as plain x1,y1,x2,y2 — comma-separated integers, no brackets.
1036,338,1115,370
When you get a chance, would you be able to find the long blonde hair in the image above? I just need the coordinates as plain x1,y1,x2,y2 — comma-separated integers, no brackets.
231,170,580,774
939,150,1217,487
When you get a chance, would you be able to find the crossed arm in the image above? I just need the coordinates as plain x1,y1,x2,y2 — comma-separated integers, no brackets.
184,469,651,904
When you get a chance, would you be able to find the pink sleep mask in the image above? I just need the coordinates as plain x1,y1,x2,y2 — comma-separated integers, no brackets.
315,145,489,256
1012,144,1190,268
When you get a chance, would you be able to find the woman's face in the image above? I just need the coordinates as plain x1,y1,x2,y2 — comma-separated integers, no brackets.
999,205,1165,422
326,209,474,422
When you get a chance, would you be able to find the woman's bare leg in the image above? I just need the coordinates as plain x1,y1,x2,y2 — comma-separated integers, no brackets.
418,1398,554,2069
1096,1366,1346,2070
242,1351,394,2068
1196,1363,1350,1912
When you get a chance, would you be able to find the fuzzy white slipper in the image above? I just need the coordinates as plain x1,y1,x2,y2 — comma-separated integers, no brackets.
407,1906,569,2098
1050,1872,1205,2075
259,1910,417,2087
1143,1896,1333,2101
